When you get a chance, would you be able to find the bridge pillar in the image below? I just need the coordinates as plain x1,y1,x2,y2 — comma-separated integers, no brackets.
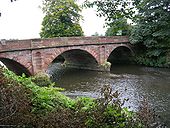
32,51,43,75
96,46,111,71
98,46,106,65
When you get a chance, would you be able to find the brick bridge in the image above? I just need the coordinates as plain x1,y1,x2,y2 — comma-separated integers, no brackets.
0,36,133,76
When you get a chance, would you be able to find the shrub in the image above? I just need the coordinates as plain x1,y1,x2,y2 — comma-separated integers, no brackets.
31,72,52,87
0,66,166,127
0,67,35,126
137,98,167,128
2,68,74,114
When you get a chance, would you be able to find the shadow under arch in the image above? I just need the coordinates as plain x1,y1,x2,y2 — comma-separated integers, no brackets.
50,49,98,68
0,58,31,76
47,49,99,76
107,46,134,68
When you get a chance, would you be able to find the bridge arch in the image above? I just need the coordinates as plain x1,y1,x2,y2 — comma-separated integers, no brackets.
50,49,98,67
107,46,134,67
0,57,31,76
47,49,98,70
46,48,99,71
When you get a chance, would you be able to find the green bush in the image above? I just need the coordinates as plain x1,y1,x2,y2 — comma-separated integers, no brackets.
31,72,52,87
135,55,168,68
0,66,166,127
0,67,35,126
2,68,74,114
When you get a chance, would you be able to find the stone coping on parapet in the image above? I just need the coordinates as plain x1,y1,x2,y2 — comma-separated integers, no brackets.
0,36,129,53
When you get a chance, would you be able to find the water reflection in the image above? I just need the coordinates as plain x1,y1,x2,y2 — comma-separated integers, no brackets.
50,65,170,126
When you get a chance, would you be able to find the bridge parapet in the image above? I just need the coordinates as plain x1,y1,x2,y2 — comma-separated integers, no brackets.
0,36,129,53
0,36,132,76
0,39,31,52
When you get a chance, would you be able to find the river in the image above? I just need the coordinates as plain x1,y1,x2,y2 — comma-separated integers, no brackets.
49,65,170,126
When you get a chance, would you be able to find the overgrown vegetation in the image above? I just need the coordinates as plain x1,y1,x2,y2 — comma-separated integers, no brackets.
0,67,166,127
130,0,170,67
105,18,131,36
84,0,170,68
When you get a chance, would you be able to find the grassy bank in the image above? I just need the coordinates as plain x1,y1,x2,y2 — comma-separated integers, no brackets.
0,66,165,127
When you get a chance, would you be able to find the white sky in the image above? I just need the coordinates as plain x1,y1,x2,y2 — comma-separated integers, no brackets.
0,0,106,40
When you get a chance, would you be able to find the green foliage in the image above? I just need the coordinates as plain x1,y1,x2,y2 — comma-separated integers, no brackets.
84,0,136,36
101,61,111,71
105,18,131,36
84,0,136,25
82,86,141,128
31,72,53,87
137,98,166,128
135,54,167,67
84,0,170,67
3,68,74,114
74,97,96,111
130,0,170,67
0,67,35,126
0,67,166,127
91,32,99,36
39,85,142,128
40,0,84,38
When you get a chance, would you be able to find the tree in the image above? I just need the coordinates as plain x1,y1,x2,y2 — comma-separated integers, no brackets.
84,0,137,32
40,0,84,38
84,0,170,67
105,18,131,36
91,32,100,36
130,0,170,67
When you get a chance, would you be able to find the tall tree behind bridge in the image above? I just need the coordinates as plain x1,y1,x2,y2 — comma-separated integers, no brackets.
40,0,84,38
84,0,136,36
84,0,170,67
105,18,131,36
130,0,170,67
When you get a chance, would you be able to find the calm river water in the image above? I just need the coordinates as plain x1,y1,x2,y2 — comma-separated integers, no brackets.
49,65,170,126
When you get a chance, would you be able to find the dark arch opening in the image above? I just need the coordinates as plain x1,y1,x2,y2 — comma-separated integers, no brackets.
0,58,31,76
52,55,65,64
51,49,98,69
61,49,98,67
107,46,133,67
47,49,98,78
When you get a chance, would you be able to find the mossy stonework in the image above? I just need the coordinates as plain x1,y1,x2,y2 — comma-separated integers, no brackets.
100,61,111,71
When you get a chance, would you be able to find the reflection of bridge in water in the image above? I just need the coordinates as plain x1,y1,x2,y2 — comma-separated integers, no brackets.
0,36,133,76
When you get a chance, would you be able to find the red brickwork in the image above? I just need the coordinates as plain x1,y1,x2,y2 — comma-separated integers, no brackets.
0,36,131,75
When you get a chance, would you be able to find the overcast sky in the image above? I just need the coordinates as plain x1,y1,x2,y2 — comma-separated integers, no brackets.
0,0,106,40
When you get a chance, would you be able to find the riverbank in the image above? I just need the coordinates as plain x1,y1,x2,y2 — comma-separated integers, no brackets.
52,65,170,127
0,66,166,127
